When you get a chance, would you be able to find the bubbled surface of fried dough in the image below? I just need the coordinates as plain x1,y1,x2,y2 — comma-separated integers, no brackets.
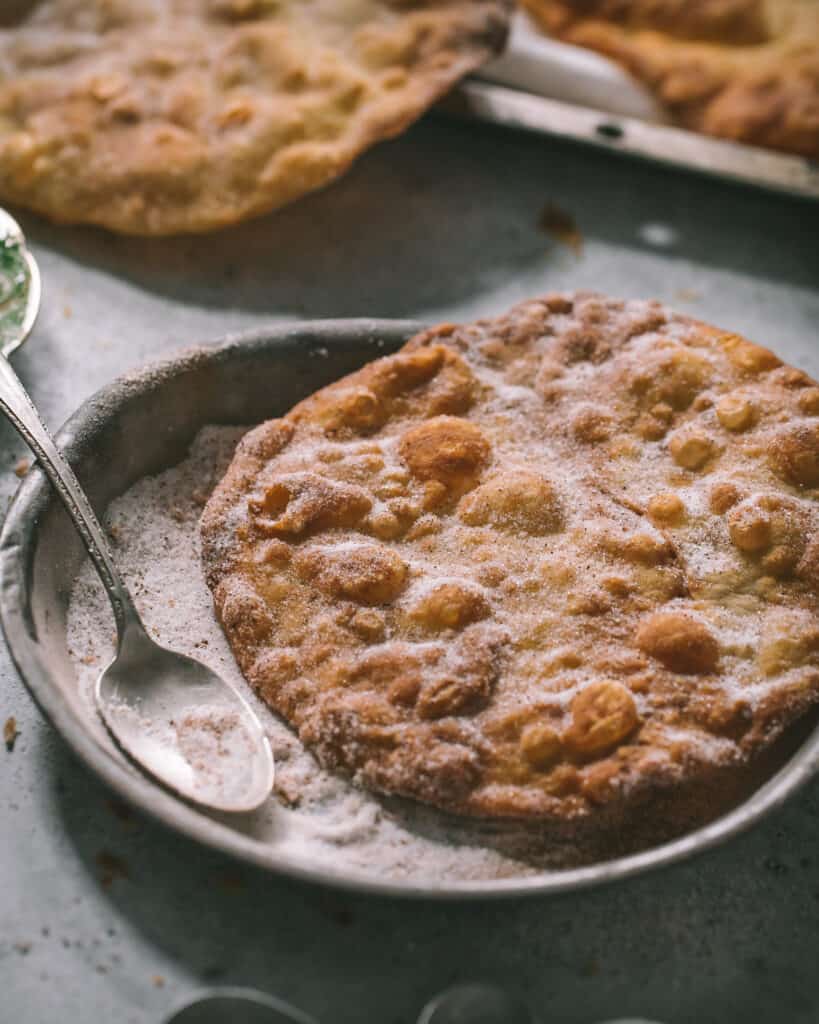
522,0,819,159
201,293,819,824
0,0,510,235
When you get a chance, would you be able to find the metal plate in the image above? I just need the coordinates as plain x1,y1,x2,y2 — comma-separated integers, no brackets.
441,81,819,201
4,318,819,900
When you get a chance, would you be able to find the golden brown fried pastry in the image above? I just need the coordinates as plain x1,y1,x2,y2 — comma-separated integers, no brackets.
522,0,819,158
0,0,510,235
201,294,819,831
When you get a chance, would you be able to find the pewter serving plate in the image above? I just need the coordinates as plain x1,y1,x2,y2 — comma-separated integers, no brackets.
3,319,819,900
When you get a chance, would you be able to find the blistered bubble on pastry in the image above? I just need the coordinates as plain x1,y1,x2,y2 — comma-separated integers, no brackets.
202,293,819,834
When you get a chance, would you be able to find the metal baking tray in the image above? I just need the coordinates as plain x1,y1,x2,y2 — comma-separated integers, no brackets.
4,320,819,900
440,80,819,201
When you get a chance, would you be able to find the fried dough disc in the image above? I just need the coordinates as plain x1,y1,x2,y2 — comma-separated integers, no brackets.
202,294,819,835
523,0,819,158
0,0,510,234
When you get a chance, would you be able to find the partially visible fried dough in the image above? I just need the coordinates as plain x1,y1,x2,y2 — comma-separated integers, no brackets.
0,0,510,234
522,0,819,158
201,294,819,836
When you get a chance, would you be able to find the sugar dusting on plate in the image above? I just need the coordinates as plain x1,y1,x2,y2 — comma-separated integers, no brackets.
66,426,542,884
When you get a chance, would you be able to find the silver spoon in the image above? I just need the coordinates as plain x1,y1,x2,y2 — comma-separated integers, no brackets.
0,209,273,812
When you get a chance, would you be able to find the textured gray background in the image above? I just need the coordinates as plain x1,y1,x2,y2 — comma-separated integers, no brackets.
1,115,819,1024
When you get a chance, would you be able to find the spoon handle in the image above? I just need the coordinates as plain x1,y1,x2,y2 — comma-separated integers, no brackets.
0,354,140,639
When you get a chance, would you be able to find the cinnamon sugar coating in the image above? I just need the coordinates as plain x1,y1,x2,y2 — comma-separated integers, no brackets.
0,0,509,234
201,294,819,827
522,0,819,159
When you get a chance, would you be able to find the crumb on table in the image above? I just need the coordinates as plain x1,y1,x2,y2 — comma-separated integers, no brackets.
4,716,19,751
538,203,583,254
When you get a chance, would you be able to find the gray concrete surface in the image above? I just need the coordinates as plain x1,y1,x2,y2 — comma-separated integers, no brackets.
1,115,818,1024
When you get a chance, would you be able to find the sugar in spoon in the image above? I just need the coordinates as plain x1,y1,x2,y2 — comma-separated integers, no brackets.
0,209,273,812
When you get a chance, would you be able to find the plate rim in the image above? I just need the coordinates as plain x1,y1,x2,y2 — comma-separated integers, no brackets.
3,317,819,901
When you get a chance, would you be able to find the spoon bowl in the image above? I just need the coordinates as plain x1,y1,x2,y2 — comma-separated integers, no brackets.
0,208,40,357
97,625,273,813
0,209,274,813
